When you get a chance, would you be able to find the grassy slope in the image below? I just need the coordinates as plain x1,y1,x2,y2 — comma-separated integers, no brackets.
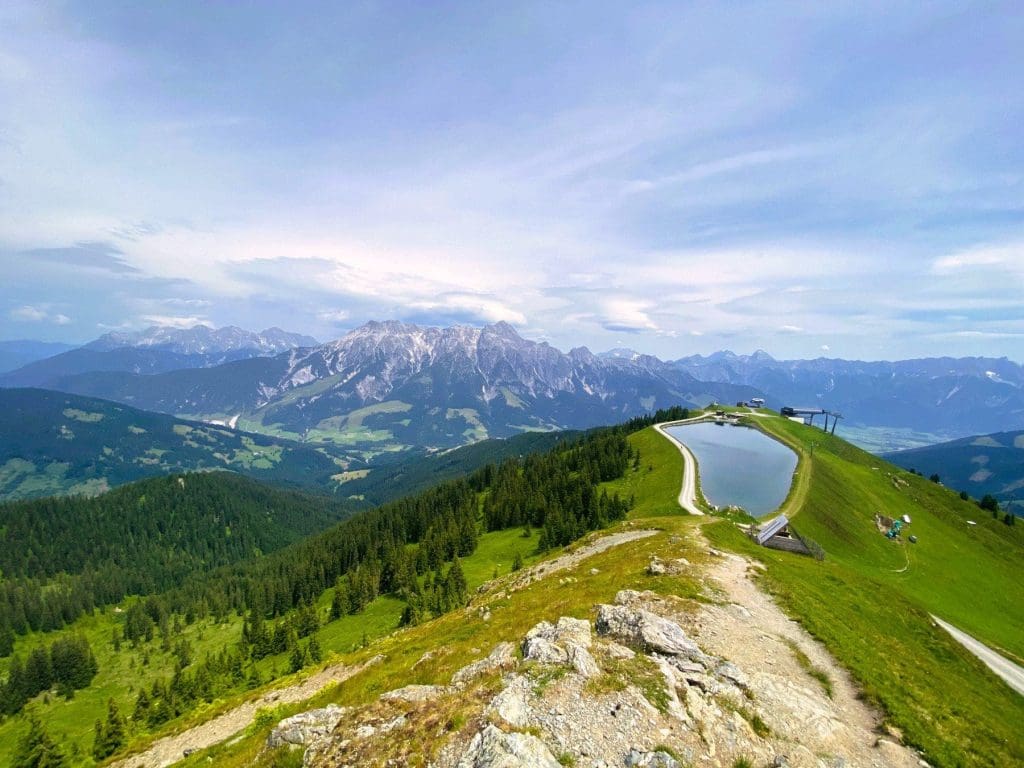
135,422,1024,767
168,426,706,767
0,526,547,766
0,388,356,501
7,421,1022,766
707,417,1024,767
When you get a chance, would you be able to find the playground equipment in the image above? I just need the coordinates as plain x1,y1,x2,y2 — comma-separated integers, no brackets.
886,519,903,539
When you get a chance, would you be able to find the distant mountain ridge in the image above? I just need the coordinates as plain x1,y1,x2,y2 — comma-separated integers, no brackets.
0,324,318,388
3,321,1023,453
671,351,1024,437
86,324,318,355
3,321,754,455
884,429,1024,514
0,339,77,373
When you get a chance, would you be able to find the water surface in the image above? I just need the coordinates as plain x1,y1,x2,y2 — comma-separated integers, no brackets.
666,421,797,517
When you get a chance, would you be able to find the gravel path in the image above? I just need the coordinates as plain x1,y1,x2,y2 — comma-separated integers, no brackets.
654,420,705,515
932,615,1024,697
111,656,380,768
505,529,658,590
690,546,921,766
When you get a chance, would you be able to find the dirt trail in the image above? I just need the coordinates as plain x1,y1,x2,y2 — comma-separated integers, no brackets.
111,656,380,768
505,528,658,590
932,615,1024,697
684,540,921,766
654,420,705,515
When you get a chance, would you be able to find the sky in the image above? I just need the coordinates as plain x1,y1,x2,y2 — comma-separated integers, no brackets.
1,1,1022,361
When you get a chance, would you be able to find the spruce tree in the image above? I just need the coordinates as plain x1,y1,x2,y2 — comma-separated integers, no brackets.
14,712,66,768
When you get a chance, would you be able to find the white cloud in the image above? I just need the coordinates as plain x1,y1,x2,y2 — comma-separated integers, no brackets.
317,309,350,324
598,298,658,333
8,304,71,325
9,305,48,322
407,294,527,326
140,314,210,329
779,325,804,334
932,240,1024,275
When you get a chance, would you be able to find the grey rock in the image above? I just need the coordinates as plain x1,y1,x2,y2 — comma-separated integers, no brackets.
267,704,346,748
647,557,668,575
379,684,448,703
554,617,593,648
595,604,701,658
523,618,594,665
625,748,682,767
452,642,518,685
569,645,601,678
523,635,569,664
456,723,562,768
488,677,533,728
715,661,750,690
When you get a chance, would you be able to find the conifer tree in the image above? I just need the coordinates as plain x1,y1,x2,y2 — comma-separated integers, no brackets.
13,712,65,768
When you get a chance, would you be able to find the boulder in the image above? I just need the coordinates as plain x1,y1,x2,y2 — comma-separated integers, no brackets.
267,704,347,747
523,636,569,664
595,604,701,658
522,618,593,665
569,645,601,678
488,677,533,728
554,617,593,648
452,641,518,685
456,723,562,768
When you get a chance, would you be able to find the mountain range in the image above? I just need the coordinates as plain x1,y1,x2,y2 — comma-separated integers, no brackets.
2,321,1023,458
0,324,317,388
0,340,76,374
0,321,756,456
671,349,1024,439
885,429,1024,514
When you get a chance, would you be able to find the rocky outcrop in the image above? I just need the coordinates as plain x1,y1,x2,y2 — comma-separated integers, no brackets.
595,592,702,659
456,724,562,768
273,567,923,768
266,704,347,748
452,642,517,686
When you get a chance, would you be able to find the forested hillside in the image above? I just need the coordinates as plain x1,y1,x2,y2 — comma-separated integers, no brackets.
0,419,638,751
0,473,352,641
0,388,358,501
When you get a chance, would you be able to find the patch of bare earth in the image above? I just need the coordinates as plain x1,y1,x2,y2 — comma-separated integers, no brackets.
110,657,380,768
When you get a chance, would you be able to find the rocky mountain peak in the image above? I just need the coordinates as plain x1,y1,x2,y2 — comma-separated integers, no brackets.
87,324,316,356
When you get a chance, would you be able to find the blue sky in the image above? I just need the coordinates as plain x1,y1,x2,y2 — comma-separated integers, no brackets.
1,1,1022,360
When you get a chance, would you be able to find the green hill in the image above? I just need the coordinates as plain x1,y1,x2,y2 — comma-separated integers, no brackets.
1,412,1021,767
183,416,1024,768
884,428,1024,514
0,422,636,765
0,388,361,501
706,415,1024,766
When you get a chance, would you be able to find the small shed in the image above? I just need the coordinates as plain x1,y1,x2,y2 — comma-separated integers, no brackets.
753,514,814,556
